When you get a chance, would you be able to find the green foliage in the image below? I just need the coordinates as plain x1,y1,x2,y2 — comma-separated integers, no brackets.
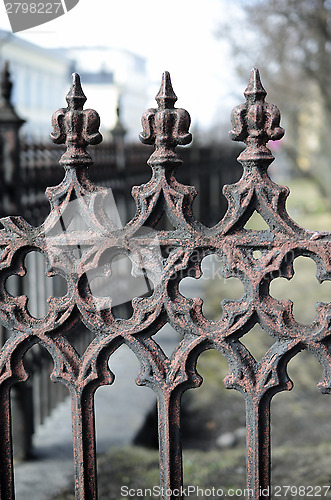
218,0,331,203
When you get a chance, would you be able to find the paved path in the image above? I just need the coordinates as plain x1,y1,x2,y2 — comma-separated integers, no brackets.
14,274,206,499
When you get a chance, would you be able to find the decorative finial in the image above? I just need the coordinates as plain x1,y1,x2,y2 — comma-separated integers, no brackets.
139,71,192,166
111,94,126,138
229,68,284,162
0,61,25,125
116,94,122,120
50,73,102,166
0,61,13,107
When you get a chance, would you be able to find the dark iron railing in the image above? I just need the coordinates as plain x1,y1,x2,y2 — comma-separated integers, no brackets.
1,65,330,500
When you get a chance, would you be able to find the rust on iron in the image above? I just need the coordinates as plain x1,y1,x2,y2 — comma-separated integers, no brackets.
50,73,102,166
0,67,330,500
139,71,192,166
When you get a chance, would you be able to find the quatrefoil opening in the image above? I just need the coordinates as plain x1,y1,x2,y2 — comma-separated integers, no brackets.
5,249,67,320
84,251,155,320
270,255,331,325
179,254,244,320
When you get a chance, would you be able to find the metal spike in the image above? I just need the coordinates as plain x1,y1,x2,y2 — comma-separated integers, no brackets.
155,71,177,109
244,68,267,101
65,73,87,110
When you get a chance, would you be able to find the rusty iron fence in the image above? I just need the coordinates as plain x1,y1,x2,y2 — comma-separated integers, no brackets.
19,137,240,229
0,63,242,469
1,63,330,500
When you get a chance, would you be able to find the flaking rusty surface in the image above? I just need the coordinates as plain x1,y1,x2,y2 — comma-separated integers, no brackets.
0,69,331,500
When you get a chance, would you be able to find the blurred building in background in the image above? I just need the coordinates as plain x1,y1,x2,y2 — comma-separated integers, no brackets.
63,47,148,141
0,29,72,137
0,31,149,141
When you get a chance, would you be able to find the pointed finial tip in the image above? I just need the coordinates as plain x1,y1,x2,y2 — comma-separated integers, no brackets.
155,71,177,108
250,67,262,84
71,73,84,94
250,67,260,82
72,72,81,84
244,67,266,100
66,72,86,109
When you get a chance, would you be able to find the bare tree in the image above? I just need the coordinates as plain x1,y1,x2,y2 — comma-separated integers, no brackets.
219,0,331,202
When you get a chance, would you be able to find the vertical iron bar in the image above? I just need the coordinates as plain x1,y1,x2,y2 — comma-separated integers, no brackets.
157,389,183,500
245,396,271,500
71,387,98,500
0,385,15,500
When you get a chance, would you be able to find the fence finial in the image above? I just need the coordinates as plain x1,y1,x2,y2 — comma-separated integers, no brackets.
0,62,13,107
50,73,102,166
229,68,284,162
139,71,192,166
0,61,24,126
111,95,126,139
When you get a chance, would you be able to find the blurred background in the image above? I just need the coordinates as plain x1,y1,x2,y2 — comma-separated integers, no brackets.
0,0,241,141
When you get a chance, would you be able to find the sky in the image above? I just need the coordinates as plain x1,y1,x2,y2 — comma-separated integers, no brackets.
0,0,245,132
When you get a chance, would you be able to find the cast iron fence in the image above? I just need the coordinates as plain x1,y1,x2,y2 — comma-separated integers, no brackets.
1,64,330,500
0,62,241,462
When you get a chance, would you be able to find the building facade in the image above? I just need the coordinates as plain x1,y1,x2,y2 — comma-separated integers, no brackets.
0,29,73,137
0,32,148,140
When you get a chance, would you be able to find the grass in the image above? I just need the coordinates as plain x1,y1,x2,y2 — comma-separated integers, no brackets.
284,178,331,231
56,442,331,499
53,179,331,499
